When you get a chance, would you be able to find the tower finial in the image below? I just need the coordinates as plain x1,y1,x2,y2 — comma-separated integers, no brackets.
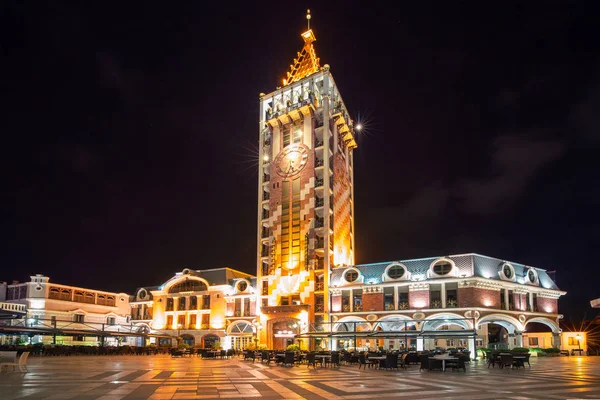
306,9,311,30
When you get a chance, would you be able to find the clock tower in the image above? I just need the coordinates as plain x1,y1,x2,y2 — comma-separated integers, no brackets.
256,11,358,350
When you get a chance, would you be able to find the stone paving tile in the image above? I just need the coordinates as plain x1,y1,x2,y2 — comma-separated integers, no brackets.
1,355,600,399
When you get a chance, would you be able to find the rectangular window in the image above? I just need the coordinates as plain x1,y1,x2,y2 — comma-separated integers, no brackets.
177,315,185,328
342,291,350,312
280,297,289,306
529,337,539,346
202,295,210,309
262,280,269,295
166,315,173,328
430,284,442,308
107,317,116,326
166,298,174,311
201,314,210,329
384,287,394,310
73,335,84,342
234,298,242,316
189,314,197,329
446,283,458,308
262,298,268,308
74,314,84,323
293,126,302,144
190,296,198,309
508,290,514,310
283,127,291,147
178,297,186,311
397,288,409,310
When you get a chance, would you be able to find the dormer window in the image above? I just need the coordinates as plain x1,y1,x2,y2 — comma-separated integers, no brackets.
384,263,409,281
237,281,248,292
428,258,457,278
526,268,539,285
499,263,516,282
344,269,360,283
433,262,452,275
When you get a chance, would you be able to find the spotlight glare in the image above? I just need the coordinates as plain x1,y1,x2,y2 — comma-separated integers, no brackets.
356,123,362,131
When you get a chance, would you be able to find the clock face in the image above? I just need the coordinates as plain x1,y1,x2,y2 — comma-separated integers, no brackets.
274,144,309,178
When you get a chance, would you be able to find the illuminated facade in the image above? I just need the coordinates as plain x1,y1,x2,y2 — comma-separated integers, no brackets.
0,275,131,346
255,14,358,349
129,267,258,350
325,254,566,353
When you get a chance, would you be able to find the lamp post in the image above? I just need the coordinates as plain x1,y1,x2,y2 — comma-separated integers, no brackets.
576,334,582,354
177,323,183,346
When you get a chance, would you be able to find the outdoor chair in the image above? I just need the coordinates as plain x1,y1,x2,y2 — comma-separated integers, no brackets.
342,352,352,365
419,354,430,371
306,352,322,369
524,353,531,367
487,352,500,368
446,356,467,372
261,351,271,365
327,352,340,368
398,353,408,369
358,353,376,369
283,351,295,367
0,351,30,373
244,350,255,362
428,358,443,371
385,354,398,370
499,353,513,369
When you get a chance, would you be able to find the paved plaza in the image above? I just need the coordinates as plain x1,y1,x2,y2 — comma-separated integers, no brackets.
1,355,600,399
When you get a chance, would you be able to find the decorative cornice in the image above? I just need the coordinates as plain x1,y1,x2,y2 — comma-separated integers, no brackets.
538,291,562,299
362,286,382,294
459,279,503,291
409,283,429,291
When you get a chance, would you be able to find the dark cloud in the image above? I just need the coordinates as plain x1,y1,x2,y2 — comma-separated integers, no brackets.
456,135,566,215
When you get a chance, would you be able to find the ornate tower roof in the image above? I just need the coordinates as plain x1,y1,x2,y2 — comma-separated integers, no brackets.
283,10,321,86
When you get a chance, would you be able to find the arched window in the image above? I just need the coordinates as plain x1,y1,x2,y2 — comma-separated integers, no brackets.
384,263,408,280
499,263,516,281
526,268,538,285
169,279,207,294
229,321,253,335
237,281,248,292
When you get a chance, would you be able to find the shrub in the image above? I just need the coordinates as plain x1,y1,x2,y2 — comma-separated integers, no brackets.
286,344,300,352
257,344,268,350
544,347,560,354
178,343,190,349
511,347,530,353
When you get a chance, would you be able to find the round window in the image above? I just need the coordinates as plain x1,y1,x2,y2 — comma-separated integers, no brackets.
528,269,536,283
503,265,513,279
433,262,452,275
238,281,247,292
139,290,147,299
387,265,405,279
344,270,359,283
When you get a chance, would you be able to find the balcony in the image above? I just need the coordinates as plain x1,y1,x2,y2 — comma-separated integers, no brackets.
262,287,268,295
262,192,270,201
315,178,324,188
385,303,395,311
261,304,310,314
315,138,324,147
398,302,409,310
315,217,324,228
263,174,270,183
315,158,324,167
315,303,324,312
315,197,324,207
243,310,251,317
316,282,324,291
342,304,350,312
446,299,458,308
200,324,210,330
353,304,363,312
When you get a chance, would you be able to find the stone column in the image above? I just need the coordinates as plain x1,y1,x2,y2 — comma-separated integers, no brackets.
508,333,515,349
552,332,561,348
416,337,424,351
515,332,523,347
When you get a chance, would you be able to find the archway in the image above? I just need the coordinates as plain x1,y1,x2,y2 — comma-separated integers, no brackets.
332,317,371,351
227,321,254,351
266,317,300,351
477,314,524,350
421,313,474,351
375,315,418,351
202,334,220,349
180,334,195,347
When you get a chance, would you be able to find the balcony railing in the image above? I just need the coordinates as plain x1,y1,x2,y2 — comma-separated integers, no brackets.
353,304,363,312
315,158,324,167
243,310,250,317
315,197,324,207
315,138,324,147
430,300,442,309
262,192,270,201
446,299,458,308
316,282,324,291
315,304,324,313
385,303,395,311
342,304,350,312
201,324,210,330
263,174,270,183
315,178,324,188
398,301,409,310
315,218,324,228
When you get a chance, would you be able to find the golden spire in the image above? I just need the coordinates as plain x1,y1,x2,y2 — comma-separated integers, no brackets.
283,9,321,86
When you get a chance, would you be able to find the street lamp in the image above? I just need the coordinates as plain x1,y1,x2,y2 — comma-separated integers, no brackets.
177,323,183,345
576,334,582,353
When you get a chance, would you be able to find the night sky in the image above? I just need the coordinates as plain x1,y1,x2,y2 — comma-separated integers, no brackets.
3,2,599,320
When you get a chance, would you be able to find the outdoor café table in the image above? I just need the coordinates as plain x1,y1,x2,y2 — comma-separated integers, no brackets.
432,355,458,371
0,352,17,363
368,356,387,369
315,354,331,366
